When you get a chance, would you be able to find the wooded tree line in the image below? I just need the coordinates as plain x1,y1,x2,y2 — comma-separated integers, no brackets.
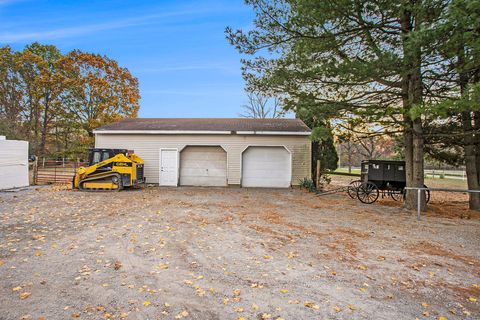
226,0,480,210
0,43,140,158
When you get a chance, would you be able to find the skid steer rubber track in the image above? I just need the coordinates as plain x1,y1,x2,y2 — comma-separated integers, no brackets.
78,173,123,192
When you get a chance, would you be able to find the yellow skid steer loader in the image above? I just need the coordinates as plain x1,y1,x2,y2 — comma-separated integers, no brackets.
73,148,145,191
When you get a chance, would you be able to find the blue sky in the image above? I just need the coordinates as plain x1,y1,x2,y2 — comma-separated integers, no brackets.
0,0,260,118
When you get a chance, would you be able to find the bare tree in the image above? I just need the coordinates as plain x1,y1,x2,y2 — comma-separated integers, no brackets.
239,92,283,119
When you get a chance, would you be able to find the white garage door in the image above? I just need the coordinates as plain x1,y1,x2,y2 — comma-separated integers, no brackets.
180,146,227,186
242,146,291,188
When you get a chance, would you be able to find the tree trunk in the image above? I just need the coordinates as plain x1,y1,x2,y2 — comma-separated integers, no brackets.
462,111,480,209
404,118,415,209
474,111,480,184
412,117,426,210
347,140,352,174
400,5,426,211
39,91,50,155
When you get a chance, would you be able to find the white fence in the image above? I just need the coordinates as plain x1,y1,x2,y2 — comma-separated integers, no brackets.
0,136,29,190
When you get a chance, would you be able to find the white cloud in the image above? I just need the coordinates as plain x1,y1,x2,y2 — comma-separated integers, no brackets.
0,7,214,43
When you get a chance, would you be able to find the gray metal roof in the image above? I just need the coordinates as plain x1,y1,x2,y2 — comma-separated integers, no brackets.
95,118,311,133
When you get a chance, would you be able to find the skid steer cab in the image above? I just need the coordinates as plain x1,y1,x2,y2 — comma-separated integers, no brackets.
73,148,145,191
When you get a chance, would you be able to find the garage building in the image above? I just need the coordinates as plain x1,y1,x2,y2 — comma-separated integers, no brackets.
94,118,311,187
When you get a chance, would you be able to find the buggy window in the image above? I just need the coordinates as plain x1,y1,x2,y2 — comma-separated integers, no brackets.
372,164,380,170
386,164,391,170
398,165,404,171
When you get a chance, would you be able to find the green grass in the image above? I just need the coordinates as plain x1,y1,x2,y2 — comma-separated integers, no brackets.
334,167,361,174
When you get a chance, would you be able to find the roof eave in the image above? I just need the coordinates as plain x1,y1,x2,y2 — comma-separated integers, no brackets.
93,129,311,136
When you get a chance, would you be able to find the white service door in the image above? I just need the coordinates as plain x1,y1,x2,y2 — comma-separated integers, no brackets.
242,146,291,188
180,146,227,186
159,149,178,186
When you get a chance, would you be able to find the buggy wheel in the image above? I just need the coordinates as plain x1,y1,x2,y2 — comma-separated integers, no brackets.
357,182,379,204
424,185,430,204
347,180,362,199
390,189,405,202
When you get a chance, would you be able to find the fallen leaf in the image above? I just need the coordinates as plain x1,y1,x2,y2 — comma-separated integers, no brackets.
34,251,42,257
0,260,4,266
158,263,169,269
233,289,241,296
438,317,447,320
71,313,80,318
20,292,31,300
114,261,122,270
280,289,289,294
347,304,356,311
421,302,428,308
174,310,189,319
143,300,151,306
359,288,366,293
234,307,244,312
304,301,320,310
468,297,477,303
358,265,366,271
12,286,22,292
333,306,341,312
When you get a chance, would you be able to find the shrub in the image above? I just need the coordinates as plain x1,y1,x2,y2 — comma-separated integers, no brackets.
300,177,317,192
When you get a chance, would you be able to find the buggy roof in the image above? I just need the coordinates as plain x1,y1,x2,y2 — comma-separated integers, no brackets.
361,159,405,165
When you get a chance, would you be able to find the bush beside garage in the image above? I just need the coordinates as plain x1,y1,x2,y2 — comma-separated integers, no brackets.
93,118,312,187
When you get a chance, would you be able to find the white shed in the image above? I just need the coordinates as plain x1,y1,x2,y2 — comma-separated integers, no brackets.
0,136,29,190
94,118,312,188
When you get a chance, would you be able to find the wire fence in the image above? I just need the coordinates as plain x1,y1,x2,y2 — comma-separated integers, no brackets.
405,187,480,221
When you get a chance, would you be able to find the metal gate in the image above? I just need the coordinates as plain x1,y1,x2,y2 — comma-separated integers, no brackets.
33,158,85,185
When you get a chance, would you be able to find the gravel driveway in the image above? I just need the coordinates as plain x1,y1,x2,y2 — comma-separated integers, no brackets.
0,186,479,320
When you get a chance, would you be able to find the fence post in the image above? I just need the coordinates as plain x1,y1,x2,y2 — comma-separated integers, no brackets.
33,156,38,185
54,162,57,183
417,188,421,221
42,157,45,168
316,160,321,190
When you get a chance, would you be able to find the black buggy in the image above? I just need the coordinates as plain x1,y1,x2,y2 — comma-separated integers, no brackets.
347,160,430,204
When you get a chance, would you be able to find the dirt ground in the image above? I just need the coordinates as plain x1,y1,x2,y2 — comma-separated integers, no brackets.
0,185,479,320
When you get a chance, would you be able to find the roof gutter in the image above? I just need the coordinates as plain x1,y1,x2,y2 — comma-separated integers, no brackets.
93,130,311,136
93,130,232,134
235,131,310,136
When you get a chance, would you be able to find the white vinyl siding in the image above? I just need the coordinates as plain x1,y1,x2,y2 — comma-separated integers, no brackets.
242,146,291,188
180,146,227,186
95,134,311,186
0,138,29,190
